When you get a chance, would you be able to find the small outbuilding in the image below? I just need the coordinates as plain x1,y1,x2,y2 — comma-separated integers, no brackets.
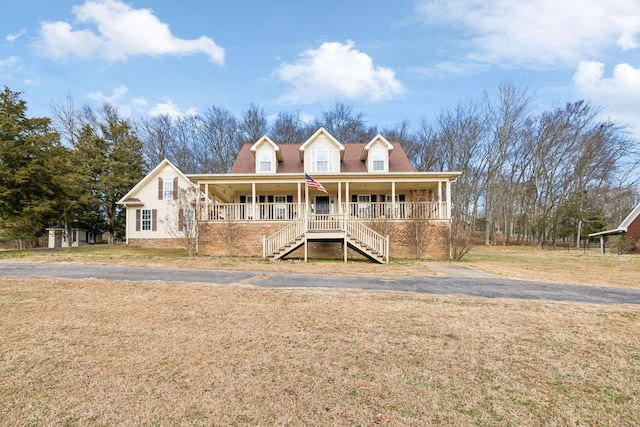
589,203,640,254
46,223,102,249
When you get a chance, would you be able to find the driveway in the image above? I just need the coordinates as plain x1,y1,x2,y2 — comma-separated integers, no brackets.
0,261,638,305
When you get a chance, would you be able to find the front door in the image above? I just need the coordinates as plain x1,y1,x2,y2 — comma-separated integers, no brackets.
315,196,330,215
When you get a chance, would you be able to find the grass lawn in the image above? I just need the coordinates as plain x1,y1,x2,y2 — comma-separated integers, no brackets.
0,245,639,425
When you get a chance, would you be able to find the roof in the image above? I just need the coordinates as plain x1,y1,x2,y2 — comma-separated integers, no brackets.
589,203,640,237
230,142,414,174
117,158,191,205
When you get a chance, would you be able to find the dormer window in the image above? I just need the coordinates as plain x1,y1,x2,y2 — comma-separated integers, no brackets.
372,149,385,171
312,144,332,172
259,150,272,172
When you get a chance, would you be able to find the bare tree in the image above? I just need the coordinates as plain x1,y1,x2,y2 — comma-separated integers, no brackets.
195,106,240,173
161,187,202,257
315,102,377,143
136,114,175,168
238,103,268,146
270,111,313,144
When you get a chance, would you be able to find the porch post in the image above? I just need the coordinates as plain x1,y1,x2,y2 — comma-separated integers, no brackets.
252,182,256,220
305,183,309,215
345,181,350,216
391,181,396,219
204,183,209,221
338,182,342,214
297,182,302,218
445,180,452,219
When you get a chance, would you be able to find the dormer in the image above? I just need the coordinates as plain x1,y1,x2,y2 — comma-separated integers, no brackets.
250,136,282,173
361,134,394,172
299,128,345,173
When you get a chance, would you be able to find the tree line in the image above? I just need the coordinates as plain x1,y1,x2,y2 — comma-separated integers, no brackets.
1,82,638,248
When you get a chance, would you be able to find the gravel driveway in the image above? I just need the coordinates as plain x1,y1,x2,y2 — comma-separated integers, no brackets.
1,261,638,305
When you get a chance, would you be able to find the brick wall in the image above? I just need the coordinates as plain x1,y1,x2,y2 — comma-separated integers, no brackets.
127,238,183,249
198,219,451,260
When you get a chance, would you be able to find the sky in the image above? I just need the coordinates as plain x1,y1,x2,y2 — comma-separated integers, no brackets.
2,0,640,140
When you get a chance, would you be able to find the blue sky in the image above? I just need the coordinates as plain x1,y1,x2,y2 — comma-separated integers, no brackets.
2,0,640,139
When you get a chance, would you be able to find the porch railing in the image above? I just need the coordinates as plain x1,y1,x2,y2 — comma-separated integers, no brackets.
201,201,448,221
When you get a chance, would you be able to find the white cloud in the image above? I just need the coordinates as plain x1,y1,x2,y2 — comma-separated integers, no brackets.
148,100,182,118
416,0,640,68
573,61,640,137
87,84,129,103
33,0,224,64
6,30,26,43
273,40,405,104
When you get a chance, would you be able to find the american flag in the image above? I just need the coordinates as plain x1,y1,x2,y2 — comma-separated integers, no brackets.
305,173,328,194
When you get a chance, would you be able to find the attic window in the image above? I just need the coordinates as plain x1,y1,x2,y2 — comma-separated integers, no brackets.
372,149,385,171
312,144,332,172
259,150,272,173
163,178,174,200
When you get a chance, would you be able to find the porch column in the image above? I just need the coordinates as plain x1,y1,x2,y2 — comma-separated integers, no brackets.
345,181,350,216
252,182,256,220
445,180,452,219
305,183,310,214
338,182,342,214
297,182,302,219
391,181,396,219
204,183,209,221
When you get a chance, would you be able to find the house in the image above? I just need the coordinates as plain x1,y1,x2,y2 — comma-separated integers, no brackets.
118,128,461,262
589,203,640,254
46,223,102,248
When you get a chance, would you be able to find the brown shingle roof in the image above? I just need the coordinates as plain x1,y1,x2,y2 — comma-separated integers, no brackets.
230,142,414,174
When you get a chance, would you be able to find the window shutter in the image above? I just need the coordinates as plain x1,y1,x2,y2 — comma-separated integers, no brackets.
351,195,358,203
259,195,265,203
173,177,178,200
287,195,293,203
240,195,246,204
158,178,163,200
178,208,184,231
371,195,377,203
399,194,405,202
136,209,141,231
151,209,157,231
268,195,274,203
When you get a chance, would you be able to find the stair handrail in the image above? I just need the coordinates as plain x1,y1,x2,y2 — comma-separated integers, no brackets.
263,217,307,258
345,216,388,261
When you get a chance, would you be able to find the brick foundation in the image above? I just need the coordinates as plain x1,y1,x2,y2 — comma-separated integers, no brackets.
198,220,451,260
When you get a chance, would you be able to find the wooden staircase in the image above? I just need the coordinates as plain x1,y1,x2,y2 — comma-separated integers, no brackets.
263,215,389,264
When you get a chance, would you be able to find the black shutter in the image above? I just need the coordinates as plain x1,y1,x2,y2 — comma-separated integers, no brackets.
371,195,377,203
173,177,178,200
267,195,274,203
351,195,358,203
240,195,246,203
151,209,157,231
286,195,293,203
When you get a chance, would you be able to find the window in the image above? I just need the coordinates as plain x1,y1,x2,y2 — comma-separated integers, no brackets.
163,178,173,200
274,195,287,219
372,149,385,171
259,150,272,172
141,209,152,231
358,195,371,218
312,144,332,172
181,208,195,231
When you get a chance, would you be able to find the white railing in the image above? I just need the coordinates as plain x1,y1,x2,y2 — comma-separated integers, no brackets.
263,217,306,258
203,202,299,221
202,201,448,222
346,218,389,262
344,201,448,220
263,214,389,262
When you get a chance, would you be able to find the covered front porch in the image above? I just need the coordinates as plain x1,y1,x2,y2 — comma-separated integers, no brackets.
187,172,457,223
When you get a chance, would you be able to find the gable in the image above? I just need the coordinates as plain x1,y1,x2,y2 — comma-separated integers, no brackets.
118,159,192,205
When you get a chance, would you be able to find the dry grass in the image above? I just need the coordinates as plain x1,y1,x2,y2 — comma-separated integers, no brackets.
463,245,640,288
1,277,638,426
2,244,640,288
